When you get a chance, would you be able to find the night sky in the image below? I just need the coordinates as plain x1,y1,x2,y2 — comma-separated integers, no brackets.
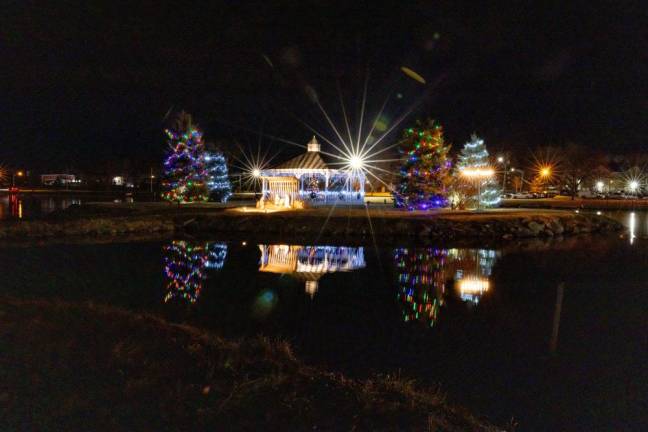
3,0,646,171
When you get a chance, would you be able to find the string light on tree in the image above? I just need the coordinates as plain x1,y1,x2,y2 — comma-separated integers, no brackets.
396,119,453,210
204,150,232,202
162,112,209,203
456,134,501,208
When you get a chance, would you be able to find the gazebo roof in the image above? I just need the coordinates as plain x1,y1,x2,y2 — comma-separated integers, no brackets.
273,150,330,170
266,136,336,171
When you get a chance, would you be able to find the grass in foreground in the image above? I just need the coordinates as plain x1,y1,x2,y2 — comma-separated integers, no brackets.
0,297,501,431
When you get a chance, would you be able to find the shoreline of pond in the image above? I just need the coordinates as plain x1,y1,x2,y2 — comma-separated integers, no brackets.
1,296,499,431
0,203,624,241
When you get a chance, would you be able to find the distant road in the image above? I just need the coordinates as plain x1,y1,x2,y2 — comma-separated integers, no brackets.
502,198,648,210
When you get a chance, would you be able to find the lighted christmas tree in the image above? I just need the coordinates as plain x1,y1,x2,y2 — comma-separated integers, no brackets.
396,120,453,209
455,134,501,207
204,149,232,202
162,112,209,203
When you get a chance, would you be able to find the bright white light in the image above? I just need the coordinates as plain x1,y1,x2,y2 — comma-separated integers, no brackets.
460,167,495,178
458,278,490,294
629,180,639,192
349,155,364,170
497,156,504,163
596,181,604,192
252,168,261,178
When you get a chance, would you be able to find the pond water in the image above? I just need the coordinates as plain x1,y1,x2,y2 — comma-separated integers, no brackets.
1,212,646,429
0,194,138,220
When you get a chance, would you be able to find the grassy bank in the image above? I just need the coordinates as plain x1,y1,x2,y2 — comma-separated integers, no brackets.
0,297,500,431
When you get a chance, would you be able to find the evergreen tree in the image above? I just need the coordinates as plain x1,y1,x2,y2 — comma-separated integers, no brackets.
456,134,501,207
162,112,209,203
396,119,452,209
204,148,232,202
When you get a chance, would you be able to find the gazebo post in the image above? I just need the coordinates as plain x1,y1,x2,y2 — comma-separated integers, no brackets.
324,173,329,203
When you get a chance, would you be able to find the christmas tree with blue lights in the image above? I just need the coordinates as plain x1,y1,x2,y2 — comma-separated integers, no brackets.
396,120,452,209
162,112,209,203
456,134,501,207
204,148,232,202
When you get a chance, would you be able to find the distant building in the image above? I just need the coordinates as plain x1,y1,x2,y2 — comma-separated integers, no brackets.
40,174,78,186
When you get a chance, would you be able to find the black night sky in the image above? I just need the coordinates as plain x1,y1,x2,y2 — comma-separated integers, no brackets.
2,0,646,171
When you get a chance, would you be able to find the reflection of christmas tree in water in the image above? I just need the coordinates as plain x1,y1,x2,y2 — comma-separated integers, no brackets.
446,248,499,305
394,248,501,325
394,248,448,327
205,243,228,269
163,241,228,303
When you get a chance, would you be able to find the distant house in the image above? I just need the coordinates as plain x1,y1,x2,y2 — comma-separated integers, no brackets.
40,174,78,186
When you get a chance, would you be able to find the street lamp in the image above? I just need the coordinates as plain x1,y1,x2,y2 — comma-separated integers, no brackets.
12,170,24,187
596,180,604,193
460,167,495,210
496,156,508,192
628,180,639,194
510,168,525,193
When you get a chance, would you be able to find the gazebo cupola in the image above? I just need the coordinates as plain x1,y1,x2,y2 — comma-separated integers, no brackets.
307,135,321,152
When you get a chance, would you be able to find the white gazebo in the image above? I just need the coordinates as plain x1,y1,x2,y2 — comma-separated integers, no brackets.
258,136,365,208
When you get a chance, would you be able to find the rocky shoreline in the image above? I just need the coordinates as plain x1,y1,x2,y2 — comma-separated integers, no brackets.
0,204,624,241
186,210,623,240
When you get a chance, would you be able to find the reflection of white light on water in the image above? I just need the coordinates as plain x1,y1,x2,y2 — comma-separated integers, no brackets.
305,280,319,298
457,278,490,303
629,212,636,245
258,244,365,298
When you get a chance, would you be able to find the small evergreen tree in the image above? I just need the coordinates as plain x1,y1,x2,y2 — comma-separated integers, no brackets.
162,112,209,203
204,148,232,202
396,119,452,209
455,134,501,207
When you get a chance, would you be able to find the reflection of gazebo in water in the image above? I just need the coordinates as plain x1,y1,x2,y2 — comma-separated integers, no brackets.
258,136,365,209
258,244,366,297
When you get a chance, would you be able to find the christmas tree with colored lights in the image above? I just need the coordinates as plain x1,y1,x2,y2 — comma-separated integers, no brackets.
204,147,232,202
456,134,501,207
396,120,452,209
162,112,209,203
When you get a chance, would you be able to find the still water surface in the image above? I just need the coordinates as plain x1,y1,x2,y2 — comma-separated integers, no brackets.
0,194,135,220
1,212,646,429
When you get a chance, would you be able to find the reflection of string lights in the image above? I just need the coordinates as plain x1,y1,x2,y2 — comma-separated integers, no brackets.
163,241,227,303
394,248,447,327
456,278,490,304
629,212,636,245
258,244,365,297
395,248,499,324
451,249,498,305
